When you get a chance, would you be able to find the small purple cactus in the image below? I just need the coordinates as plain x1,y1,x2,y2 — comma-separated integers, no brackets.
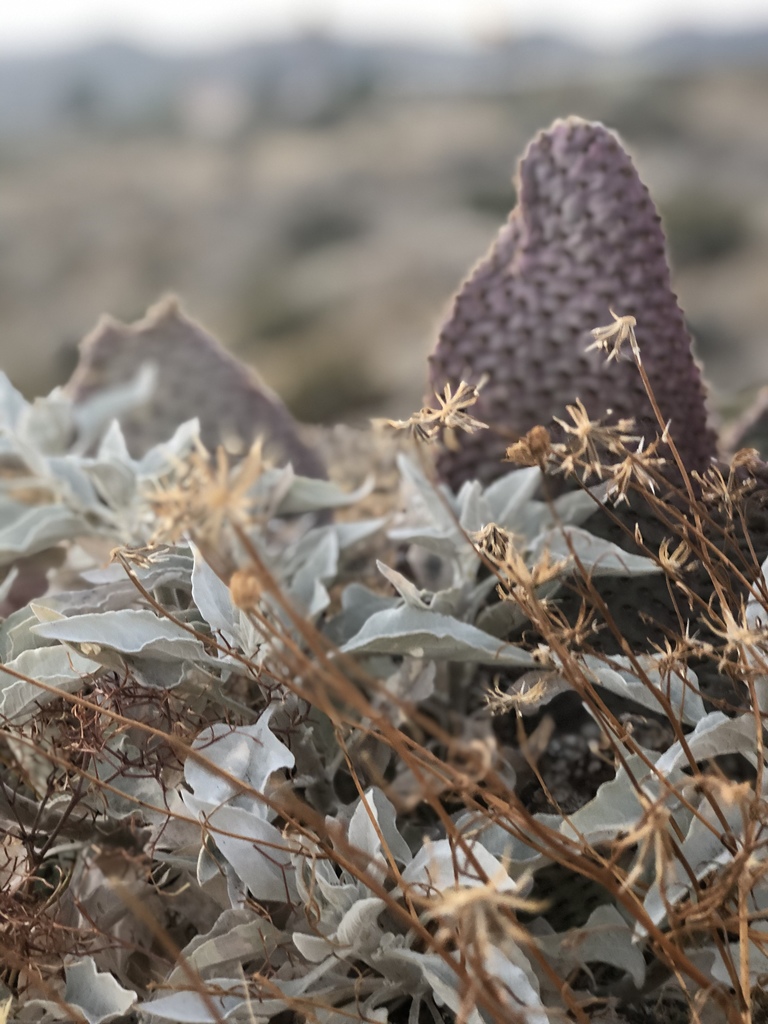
65,296,325,479
429,117,716,489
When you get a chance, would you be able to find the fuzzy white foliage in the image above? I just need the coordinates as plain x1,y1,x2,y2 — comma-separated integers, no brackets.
0,376,762,1024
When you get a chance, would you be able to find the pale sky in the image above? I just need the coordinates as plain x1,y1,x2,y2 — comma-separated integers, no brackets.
1,0,767,52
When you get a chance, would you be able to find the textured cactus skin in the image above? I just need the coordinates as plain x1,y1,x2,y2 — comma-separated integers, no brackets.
64,296,326,478
429,117,716,490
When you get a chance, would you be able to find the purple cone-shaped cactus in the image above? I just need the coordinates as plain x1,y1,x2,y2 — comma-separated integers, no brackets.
429,117,716,489
65,297,325,478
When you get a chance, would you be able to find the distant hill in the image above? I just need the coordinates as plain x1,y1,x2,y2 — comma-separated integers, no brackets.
0,28,767,140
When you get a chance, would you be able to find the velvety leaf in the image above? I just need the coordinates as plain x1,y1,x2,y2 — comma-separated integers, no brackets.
483,466,543,529
32,608,207,661
454,478,493,533
18,395,75,455
582,654,705,725
561,753,661,845
93,735,170,818
0,503,89,564
295,897,387,963
376,561,429,608
324,584,399,646
184,707,295,809
169,909,282,984
396,454,460,534
136,417,201,478
287,528,339,616
747,554,768,630
81,456,137,512
190,543,238,647
387,947,547,1024
183,797,297,902
137,980,246,1023
552,482,608,525
341,605,535,665
531,525,661,576
642,788,750,930
402,838,518,894
454,812,552,871
655,711,759,775
72,362,157,454
536,905,645,988
63,958,136,1024
82,549,193,590
271,472,373,515
0,566,18,605
0,645,99,720
348,788,411,872
332,518,386,549
386,525,464,562
479,946,548,1024
385,950,482,1024
46,455,102,510
95,418,133,463
710,941,768,988
1,606,58,661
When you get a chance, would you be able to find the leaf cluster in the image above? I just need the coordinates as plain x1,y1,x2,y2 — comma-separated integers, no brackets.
0,367,767,1024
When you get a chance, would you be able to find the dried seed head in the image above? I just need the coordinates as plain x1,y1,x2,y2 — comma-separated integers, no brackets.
229,567,263,610
587,309,641,364
505,425,552,467
472,523,513,562
550,399,638,481
378,380,488,445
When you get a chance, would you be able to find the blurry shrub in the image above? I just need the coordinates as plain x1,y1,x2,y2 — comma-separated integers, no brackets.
299,73,377,129
236,268,327,345
684,315,730,359
285,204,368,255
463,180,517,219
452,155,517,219
259,64,377,130
286,352,389,422
662,192,750,267
242,296,322,343
606,78,686,142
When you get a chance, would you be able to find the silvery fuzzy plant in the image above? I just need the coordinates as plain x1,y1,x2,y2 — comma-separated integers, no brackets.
0,362,675,1022
1,355,766,1024
1,119,768,1024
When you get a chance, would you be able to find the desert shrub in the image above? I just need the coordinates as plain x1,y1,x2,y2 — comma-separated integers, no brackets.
0,324,766,1024
662,192,750,268
462,179,517,219
284,203,369,256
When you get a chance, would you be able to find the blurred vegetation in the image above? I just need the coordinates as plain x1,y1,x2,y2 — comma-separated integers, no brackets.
283,202,369,254
662,192,750,267
461,177,517,219
0,39,766,422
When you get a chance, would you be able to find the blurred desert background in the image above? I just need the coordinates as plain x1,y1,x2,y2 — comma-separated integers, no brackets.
1,20,768,428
